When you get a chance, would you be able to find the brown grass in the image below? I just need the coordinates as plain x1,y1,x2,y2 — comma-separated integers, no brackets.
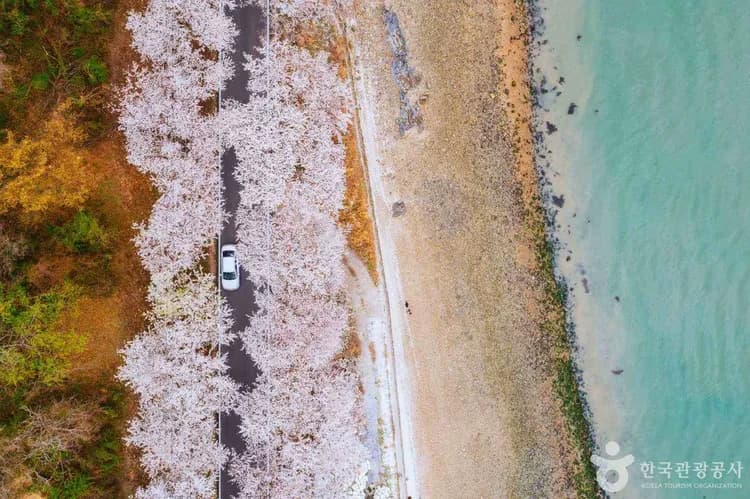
26,255,76,291
63,109,154,383
80,4,154,489
339,125,378,282
337,323,363,361
68,0,153,492
367,341,376,362
107,0,148,88
328,34,349,79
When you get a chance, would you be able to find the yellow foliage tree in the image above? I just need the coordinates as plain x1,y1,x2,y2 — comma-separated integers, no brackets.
0,106,96,225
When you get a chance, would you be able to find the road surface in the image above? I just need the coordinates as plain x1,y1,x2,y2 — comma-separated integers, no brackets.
219,3,264,498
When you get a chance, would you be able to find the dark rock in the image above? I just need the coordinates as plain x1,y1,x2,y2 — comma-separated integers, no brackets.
567,102,577,115
545,122,558,134
612,368,624,375
384,10,408,57
551,194,565,208
614,296,620,302
392,201,406,217
582,278,590,293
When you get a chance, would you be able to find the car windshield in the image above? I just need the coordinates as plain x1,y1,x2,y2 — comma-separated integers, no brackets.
223,272,236,280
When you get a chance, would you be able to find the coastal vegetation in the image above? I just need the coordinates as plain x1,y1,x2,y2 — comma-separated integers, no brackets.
0,0,152,496
532,214,600,497
520,2,600,495
493,0,600,494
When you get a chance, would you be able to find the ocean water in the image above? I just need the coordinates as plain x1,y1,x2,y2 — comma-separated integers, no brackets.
533,1,750,497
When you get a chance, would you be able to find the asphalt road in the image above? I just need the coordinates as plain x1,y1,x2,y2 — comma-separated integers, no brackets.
219,3,264,498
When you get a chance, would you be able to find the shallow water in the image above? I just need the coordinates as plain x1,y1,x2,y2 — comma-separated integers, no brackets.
534,1,750,496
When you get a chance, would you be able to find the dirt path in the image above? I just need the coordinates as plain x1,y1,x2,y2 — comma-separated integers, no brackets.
348,1,579,496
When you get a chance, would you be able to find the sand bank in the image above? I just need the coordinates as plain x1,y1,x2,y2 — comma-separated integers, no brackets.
346,0,594,496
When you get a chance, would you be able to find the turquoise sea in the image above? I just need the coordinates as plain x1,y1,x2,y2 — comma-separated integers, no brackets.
533,1,750,497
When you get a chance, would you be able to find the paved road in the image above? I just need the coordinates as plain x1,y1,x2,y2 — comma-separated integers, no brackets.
219,3,264,498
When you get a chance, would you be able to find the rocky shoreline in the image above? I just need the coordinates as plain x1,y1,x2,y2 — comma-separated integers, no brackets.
523,0,601,495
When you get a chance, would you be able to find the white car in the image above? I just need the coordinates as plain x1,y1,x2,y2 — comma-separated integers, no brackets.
220,244,240,291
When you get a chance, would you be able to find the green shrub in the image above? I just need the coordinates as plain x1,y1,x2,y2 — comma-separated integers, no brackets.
30,71,51,91
92,426,120,473
68,3,109,35
0,281,85,393
50,472,92,499
52,211,110,254
3,8,29,36
81,56,108,85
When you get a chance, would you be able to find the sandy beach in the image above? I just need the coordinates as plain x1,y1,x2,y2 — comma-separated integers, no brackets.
347,0,588,496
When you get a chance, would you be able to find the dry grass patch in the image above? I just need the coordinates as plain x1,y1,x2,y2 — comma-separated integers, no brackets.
339,125,378,282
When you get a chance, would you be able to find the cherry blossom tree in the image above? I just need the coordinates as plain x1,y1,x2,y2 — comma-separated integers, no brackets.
118,273,236,498
223,38,352,215
239,191,349,374
226,7,369,497
118,1,236,496
229,367,368,498
244,288,348,373
127,0,237,60
119,0,234,287
119,0,372,494
223,38,353,286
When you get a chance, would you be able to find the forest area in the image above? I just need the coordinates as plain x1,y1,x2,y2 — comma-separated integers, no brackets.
0,0,151,496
